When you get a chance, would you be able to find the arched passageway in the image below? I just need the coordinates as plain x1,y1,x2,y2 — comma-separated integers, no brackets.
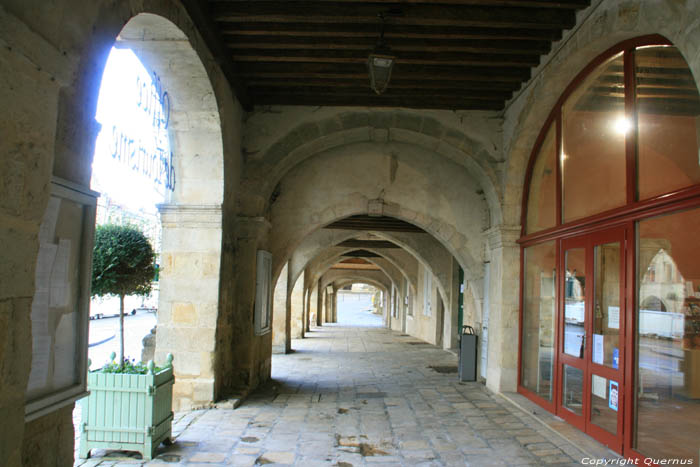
5,1,700,466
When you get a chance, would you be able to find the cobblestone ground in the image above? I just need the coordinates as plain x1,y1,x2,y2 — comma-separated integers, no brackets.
75,314,591,466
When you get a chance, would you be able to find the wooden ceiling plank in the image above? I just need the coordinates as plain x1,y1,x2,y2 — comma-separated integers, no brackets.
250,86,511,100
247,78,519,91
212,0,588,8
218,22,563,41
232,52,539,67
237,61,531,81
337,240,401,248
209,2,576,30
223,35,552,54
252,94,505,110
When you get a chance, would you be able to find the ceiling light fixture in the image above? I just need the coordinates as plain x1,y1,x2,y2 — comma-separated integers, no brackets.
367,13,395,95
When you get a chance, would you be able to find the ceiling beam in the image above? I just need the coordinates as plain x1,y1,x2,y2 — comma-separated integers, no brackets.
223,35,552,55
341,249,383,258
218,22,564,41
246,77,519,91
210,3,577,30
231,49,540,67
325,216,426,232
337,239,401,249
212,0,588,8
237,62,531,82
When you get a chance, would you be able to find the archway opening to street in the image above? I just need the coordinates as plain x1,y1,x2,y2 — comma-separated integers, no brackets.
335,282,382,327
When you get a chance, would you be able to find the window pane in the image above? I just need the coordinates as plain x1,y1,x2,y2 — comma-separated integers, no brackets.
526,123,557,234
593,242,621,369
563,364,584,415
564,248,586,358
637,46,700,200
521,241,556,400
563,53,626,223
590,375,618,435
636,208,700,465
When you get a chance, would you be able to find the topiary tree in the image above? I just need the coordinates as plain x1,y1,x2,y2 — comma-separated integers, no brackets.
91,224,156,369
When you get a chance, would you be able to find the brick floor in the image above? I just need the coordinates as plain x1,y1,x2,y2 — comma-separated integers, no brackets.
75,316,597,466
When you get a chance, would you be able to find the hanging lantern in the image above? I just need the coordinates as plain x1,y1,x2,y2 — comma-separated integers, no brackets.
367,13,395,95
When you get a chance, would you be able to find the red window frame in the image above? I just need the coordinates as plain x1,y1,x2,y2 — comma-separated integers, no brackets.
517,34,700,462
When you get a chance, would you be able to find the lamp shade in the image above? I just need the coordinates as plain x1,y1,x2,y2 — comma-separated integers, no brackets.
367,53,395,95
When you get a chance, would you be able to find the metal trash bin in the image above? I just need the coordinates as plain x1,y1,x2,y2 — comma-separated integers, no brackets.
459,325,478,382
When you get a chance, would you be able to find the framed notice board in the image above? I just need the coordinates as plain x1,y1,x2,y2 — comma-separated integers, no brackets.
254,250,272,336
25,177,98,421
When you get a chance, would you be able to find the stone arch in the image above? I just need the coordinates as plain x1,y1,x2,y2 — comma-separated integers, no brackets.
268,141,486,290
306,248,428,306
321,271,392,295
502,0,700,227
331,279,388,300
239,109,503,227
282,228,455,305
48,3,242,410
315,255,403,297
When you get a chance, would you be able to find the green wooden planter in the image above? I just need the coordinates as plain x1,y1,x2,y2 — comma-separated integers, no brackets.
79,354,174,461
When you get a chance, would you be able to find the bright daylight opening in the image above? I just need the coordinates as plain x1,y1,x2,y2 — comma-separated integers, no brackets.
336,283,383,327
88,46,172,365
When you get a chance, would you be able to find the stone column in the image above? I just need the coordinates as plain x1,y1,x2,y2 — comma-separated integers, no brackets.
307,287,316,332
445,258,461,350
156,204,222,411
272,262,289,354
324,290,331,323
316,281,323,326
226,216,273,392
484,225,521,394
332,288,338,322
289,270,304,339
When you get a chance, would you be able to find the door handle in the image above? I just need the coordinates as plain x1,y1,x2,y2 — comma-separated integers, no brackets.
579,335,586,359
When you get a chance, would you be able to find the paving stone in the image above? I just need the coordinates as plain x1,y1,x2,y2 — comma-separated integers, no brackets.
188,452,228,463
73,322,611,467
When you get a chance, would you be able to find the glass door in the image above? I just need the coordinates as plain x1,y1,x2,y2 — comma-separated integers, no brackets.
557,227,626,452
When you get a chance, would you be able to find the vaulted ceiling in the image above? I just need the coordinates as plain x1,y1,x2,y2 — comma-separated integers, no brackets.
185,1,591,111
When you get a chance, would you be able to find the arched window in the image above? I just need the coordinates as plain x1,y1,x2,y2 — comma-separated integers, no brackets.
523,38,700,235
519,36,700,464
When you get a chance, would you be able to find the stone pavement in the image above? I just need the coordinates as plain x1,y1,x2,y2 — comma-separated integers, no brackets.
75,322,598,466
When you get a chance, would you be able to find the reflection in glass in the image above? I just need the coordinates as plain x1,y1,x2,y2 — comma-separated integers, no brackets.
591,375,618,435
564,248,586,358
593,242,621,368
636,209,700,465
563,53,626,222
563,364,584,415
526,124,557,234
636,46,700,200
521,242,556,400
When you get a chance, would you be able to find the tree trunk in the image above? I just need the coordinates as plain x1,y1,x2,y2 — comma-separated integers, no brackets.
119,294,125,370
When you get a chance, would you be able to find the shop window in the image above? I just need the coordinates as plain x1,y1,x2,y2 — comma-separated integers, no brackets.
526,123,557,234
636,208,700,465
521,241,556,401
637,46,700,200
562,53,627,223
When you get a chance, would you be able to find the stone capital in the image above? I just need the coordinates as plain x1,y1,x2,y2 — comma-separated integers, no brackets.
485,224,521,251
235,216,271,240
158,204,222,228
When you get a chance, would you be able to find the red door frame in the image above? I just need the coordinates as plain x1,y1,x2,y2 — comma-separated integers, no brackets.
556,227,626,452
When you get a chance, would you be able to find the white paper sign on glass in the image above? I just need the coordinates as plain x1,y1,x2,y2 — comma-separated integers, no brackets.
593,333,604,365
608,305,620,329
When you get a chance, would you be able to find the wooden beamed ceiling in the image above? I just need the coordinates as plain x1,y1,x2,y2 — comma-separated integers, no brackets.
203,0,591,110
324,215,425,232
